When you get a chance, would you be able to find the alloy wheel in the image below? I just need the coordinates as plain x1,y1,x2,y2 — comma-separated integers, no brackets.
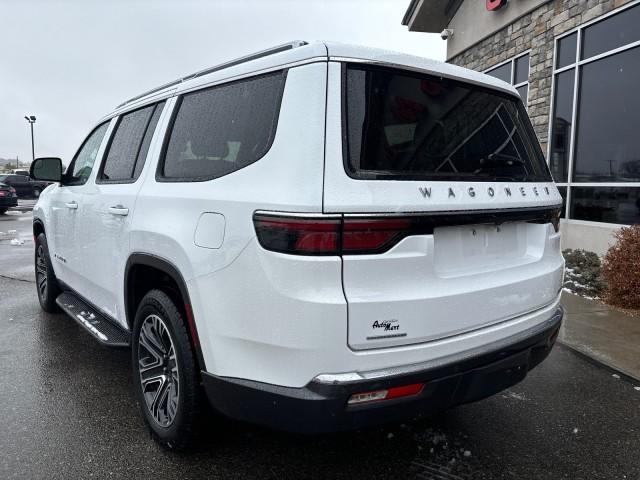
137,314,179,427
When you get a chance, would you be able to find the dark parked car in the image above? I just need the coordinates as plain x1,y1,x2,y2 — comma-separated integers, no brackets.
0,174,49,198
0,182,18,214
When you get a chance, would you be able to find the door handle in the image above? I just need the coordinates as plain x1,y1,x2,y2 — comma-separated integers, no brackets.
108,205,129,216
65,201,78,210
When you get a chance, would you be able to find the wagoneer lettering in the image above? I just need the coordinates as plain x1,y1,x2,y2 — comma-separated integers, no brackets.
30,41,563,450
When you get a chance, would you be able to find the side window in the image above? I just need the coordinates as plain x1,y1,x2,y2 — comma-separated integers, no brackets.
161,71,286,181
100,101,165,183
134,103,164,179
67,122,110,185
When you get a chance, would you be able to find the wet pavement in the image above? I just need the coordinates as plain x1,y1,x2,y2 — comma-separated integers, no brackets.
561,292,640,380
1,206,640,479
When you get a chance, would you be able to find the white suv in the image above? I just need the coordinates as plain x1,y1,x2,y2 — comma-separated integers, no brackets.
31,41,564,449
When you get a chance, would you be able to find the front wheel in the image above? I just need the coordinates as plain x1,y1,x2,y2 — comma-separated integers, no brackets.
132,289,203,450
0,208,7,215
32,188,42,198
35,233,61,312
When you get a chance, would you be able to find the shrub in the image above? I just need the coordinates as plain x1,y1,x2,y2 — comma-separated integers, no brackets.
563,248,606,298
602,225,640,309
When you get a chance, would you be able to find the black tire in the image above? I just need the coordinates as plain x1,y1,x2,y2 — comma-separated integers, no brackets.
132,289,202,450
0,208,7,215
32,188,42,198
35,233,61,312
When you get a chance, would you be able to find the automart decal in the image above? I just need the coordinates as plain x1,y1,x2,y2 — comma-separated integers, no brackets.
367,319,407,341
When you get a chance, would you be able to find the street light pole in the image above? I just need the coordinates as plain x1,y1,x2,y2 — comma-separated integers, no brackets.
24,115,36,162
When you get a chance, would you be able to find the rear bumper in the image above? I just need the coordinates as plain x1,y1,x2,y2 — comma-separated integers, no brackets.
203,306,563,433
0,196,18,207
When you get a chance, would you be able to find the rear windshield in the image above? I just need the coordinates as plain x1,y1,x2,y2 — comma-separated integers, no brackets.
343,64,552,182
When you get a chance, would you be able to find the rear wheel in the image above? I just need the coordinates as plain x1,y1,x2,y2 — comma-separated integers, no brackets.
0,208,6,215
35,233,61,312
132,289,202,450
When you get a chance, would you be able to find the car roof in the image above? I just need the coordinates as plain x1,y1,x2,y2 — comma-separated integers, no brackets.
103,40,517,120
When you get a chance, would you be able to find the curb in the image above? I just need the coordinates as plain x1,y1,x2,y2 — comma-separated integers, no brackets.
558,341,640,384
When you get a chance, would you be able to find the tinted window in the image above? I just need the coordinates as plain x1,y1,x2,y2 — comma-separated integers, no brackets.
549,69,574,182
582,4,640,59
513,54,529,84
67,122,110,185
570,187,640,224
10,175,27,184
573,47,640,182
486,62,511,83
162,71,286,180
344,64,551,182
101,105,155,182
557,33,577,68
133,102,165,179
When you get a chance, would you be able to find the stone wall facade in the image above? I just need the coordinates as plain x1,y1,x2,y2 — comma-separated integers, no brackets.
449,0,633,157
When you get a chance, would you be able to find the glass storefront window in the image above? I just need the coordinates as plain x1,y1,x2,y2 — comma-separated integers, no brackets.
582,4,640,60
486,62,511,83
570,187,640,224
556,33,577,69
573,47,640,182
551,3,640,226
485,53,530,108
549,69,574,182
514,54,530,84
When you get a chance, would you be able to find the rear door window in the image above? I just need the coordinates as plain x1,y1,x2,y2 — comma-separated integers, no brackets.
99,101,165,183
344,64,551,182
160,71,286,181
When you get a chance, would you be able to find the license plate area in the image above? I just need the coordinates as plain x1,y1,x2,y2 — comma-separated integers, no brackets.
433,222,528,276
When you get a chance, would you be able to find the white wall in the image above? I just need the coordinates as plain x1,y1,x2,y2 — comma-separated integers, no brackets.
560,221,621,256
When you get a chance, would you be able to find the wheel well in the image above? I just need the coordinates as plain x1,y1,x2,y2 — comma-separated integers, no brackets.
125,256,205,370
33,220,45,239
126,264,185,329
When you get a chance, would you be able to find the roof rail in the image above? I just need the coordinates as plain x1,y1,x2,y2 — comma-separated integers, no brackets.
117,40,309,109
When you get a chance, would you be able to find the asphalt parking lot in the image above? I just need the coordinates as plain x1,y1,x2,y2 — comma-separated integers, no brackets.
1,204,639,480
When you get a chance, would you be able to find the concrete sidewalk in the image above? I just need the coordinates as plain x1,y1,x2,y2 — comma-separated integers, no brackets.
560,292,640,380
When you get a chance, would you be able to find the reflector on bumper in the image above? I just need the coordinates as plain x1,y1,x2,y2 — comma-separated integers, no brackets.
347,383,424,405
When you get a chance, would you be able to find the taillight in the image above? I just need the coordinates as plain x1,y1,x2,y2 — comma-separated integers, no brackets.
342,217,412,254
254,206,563,256
253,214,341,255
253,213,416,256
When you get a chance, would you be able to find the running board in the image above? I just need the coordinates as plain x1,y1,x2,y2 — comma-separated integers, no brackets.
56,292,130,347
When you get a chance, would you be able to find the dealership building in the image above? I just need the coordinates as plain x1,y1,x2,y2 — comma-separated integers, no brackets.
403,0,640,254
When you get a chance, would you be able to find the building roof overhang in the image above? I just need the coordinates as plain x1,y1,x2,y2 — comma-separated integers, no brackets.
402,0,463,32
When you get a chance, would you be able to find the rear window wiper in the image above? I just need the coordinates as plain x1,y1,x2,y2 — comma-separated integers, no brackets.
483,152,526,166
473,153,528,177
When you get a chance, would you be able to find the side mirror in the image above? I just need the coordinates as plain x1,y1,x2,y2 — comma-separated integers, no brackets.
30,157,63,182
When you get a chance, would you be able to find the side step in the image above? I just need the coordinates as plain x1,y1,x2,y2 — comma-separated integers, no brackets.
56,292,131,347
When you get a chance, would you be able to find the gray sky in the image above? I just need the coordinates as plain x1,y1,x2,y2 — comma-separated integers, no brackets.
0,0,443,166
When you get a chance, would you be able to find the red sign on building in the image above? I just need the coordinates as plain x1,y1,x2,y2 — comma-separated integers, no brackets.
486,0,508,11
